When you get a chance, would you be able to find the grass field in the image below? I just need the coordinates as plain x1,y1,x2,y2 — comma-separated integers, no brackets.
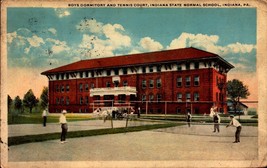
8,122,181,146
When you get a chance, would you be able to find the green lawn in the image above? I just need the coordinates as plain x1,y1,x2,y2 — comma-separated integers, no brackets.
9,122,181,146
8,113,96,125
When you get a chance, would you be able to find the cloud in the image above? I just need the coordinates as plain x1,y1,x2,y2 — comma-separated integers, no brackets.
167,32,219,51
102,24,131,48
7,31,17,43
224,42,254,54
27,35,45,47
76,19,131,48
7,31,27,46
78,34,113,58
48,28,57,35
167,32,256,73
76,19,103,33
76,19,132,58
46,38,70,54
54,9,70,18
139,37,163,52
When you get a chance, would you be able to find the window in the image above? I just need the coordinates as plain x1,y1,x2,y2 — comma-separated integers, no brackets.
106,81,111,88
80,96,83,105
91,71,94,78
123,68,128,75
194,76,200,86
149,79,154,88
66,73,69,79
106,70,111,76
56,74,60,80
186,93,191,102
61,73,64,80
91,83,95,89
157,65,161,72
56,97,60,105
118,94,126,103
156,78,162,88
79,83,83,92
177,93,182,102
186,76,191,86
176,108,181,114
194,92,199,101
66,96,70,105
61,85,64,92
85,71,89,78
123,81,128,87
56,85,60,92
149,66,153,73
85,96,89,105
156,94,162,102
66,84,70,92
61,97,64,105
114,69,119,75
114,81,119,87
142,95,146,102
186,62,190,70
142,67,146,73
177,77,182,87
85,83,89,91
177,63,182,71
194,62,199,69
142,80,146,89
149,94,154,102
79,72,83,78
93,95,100,103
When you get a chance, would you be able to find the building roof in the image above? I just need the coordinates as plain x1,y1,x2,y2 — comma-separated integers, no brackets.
41,47,234,75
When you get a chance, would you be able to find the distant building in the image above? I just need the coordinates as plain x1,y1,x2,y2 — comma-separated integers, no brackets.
41,47,234,114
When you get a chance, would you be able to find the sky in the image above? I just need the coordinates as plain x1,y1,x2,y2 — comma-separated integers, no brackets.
6,7,257,104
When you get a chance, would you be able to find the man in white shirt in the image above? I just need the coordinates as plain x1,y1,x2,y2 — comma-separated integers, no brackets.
186,112,192,127
59,110,68,144
226,115,242,143
42,108,48,127
213,112,221,133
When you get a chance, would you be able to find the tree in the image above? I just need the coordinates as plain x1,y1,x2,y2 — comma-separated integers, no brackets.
14,96,22,113
23,89,38,113
226,79,250,115
40,86,48,110
8,95,13,113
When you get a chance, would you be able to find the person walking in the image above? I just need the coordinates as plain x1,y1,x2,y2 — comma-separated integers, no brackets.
226,115,242,143
186,112,192,127
213,112,220,133
59,110,68,144
42,108,48,127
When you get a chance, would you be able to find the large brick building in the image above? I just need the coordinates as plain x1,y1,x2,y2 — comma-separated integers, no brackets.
41,47,234,114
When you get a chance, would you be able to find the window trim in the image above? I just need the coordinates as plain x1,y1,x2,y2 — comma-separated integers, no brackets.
177,77,182,87
142,80,146,89
149,79,154,88
186,76,191,87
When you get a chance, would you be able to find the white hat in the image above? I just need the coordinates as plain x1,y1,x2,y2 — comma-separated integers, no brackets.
62,110,67,114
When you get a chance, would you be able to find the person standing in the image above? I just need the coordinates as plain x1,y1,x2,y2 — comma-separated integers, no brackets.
186,112,192,127
213,112,220,132
59,110,68,144
42,108,48,127
226,115,242,143
137,107,141,118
